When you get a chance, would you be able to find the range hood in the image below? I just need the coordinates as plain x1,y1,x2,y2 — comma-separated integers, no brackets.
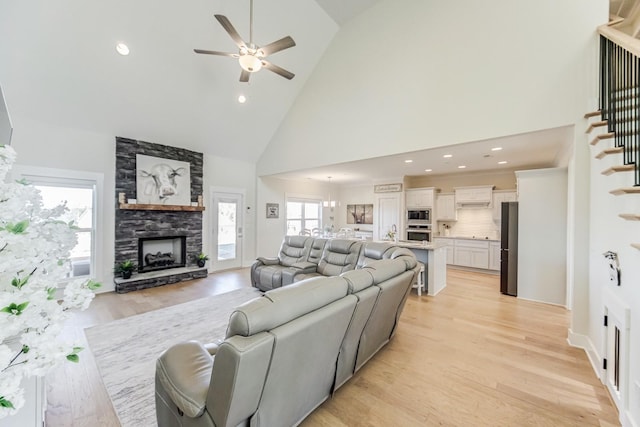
456,200,491,209
454,185,493,209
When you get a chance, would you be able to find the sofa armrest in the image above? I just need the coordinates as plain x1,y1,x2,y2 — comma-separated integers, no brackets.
156,340,213,418
256,257,280,266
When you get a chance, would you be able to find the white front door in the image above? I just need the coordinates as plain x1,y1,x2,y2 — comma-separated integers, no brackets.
211,191,243,271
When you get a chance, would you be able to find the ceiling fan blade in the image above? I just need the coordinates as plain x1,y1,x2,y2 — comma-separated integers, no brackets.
259,36,296,56
261,60,295,80
214,14,247,49
194,49,238,58
239,69,251,83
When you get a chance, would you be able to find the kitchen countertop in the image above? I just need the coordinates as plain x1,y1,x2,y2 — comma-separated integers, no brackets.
433,236,500,242
376,240,448,250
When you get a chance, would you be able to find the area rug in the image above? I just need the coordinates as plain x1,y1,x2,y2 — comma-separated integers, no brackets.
85,287,262,427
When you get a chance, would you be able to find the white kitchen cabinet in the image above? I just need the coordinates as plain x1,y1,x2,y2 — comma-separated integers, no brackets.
489,241,501,270
453,239,490,269
435,193,457,221
405,188,435,208
454,186,493,207
492,190,517,222
433,237,454,264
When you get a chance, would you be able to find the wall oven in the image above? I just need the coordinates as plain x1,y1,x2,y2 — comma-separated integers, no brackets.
406,225,431,242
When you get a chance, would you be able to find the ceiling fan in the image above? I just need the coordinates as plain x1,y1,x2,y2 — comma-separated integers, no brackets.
194,0,296,82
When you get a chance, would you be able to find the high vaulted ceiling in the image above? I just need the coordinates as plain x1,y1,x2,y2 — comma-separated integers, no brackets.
0,0,575,184
0,0,380,163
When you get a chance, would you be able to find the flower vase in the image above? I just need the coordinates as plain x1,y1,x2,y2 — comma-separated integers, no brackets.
197,260,206,268
122,271,132,280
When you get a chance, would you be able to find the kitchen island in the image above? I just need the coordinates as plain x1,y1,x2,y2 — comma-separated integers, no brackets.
388,240,448,296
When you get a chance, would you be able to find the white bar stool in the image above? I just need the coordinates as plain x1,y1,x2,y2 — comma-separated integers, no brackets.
412,262,425,296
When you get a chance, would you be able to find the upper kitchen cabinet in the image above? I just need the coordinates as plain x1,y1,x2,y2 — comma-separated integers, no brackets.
454,185,494,208
436,193,457,221
492,190,517,222
405,187,437,208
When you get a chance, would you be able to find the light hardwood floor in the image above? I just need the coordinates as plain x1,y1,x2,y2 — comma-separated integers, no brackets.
45,268,620,427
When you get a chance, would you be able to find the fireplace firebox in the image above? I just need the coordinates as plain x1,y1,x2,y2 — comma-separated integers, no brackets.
138,236,187,273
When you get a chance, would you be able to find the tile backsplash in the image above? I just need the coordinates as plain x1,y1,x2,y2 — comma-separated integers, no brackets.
437,208,500,239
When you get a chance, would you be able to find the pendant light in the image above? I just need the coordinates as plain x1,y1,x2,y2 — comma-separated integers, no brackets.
323,176,336,209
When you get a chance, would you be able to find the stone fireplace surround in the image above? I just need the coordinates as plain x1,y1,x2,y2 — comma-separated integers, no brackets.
114,137,207,293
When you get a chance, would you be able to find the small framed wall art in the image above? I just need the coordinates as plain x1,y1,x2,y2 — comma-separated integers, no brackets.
266,203,279,219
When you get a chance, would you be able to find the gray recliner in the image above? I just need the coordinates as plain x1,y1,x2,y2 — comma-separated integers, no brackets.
155,276,358,427
282,239,362,284
250,235,312,291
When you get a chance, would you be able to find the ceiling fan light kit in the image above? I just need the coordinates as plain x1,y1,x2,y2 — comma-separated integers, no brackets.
238,53,263,72
194,0,296,82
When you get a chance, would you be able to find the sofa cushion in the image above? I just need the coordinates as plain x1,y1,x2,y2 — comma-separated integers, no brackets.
307,238,327,265
156,340,213,418
278,236,313,267
317,239,362,276
226,276,349,337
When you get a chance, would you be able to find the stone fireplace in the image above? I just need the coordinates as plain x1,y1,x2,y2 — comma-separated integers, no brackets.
114,137,207,293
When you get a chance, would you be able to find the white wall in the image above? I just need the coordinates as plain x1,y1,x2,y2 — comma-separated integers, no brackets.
516,168,568,306
335,184,375,232
587,125,640,425
256,177,332,256
10,115,116,291
257,0,606,176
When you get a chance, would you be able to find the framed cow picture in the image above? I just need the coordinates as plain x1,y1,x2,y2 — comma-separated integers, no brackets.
136,154,191,205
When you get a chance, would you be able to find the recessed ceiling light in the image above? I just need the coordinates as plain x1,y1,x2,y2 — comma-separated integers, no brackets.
238,95,246,103
491,147,503,151
443,154,453,158
116,43,130,56
458,165,466,169
404,159,413,163
498,161,508,164
424,169,432,172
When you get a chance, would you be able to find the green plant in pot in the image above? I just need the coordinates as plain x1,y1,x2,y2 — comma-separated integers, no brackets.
115,260,136,279
195,253,209,268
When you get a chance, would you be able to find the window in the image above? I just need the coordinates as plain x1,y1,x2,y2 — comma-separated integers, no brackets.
36,183,95,278
12,166,103,282
286,198,321,236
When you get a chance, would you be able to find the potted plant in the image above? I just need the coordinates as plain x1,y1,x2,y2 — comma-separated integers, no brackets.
195,253,209,268
115,260,136,279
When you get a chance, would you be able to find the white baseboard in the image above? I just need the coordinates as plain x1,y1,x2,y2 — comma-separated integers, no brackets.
622,410,638,427
567,329,601,380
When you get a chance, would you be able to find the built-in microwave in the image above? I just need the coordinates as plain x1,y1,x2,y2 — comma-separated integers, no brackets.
407,209,431,223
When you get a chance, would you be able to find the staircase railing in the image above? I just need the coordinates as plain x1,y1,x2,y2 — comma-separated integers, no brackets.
598,26,640,186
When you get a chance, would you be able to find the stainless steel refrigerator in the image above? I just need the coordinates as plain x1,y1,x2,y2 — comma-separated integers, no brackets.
500,202,518,296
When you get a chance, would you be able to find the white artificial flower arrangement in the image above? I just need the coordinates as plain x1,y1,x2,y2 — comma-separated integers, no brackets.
0,144,100,418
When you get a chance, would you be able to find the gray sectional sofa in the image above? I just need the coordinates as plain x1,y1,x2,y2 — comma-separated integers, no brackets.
155,252,418,427
251,237,417,291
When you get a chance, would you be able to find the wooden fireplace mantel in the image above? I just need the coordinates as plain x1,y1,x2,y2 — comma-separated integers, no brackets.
119,203,205,212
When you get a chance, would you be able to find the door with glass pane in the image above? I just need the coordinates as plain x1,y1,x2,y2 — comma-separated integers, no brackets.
211,192,243,271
